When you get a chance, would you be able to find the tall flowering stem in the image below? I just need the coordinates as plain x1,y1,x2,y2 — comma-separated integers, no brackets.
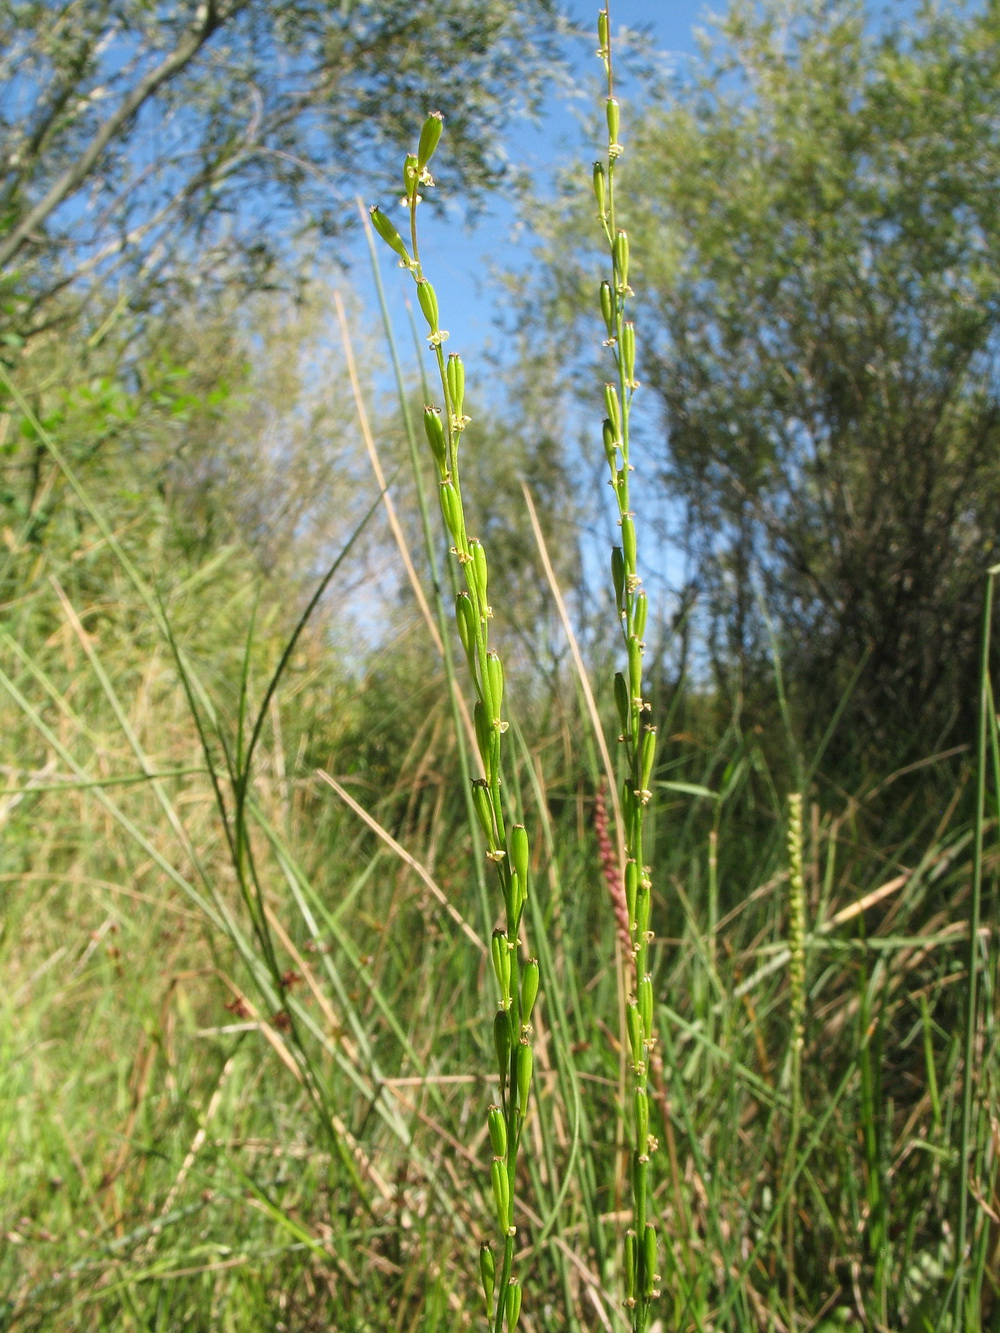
371,120,536,1333
594,9,660,1326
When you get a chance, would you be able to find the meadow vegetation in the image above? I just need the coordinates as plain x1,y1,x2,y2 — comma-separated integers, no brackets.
1,2,999,1331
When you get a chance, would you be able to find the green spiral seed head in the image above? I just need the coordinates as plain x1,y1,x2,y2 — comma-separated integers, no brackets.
487,1104,507,1158
521,958,539,1025
417,111,443,169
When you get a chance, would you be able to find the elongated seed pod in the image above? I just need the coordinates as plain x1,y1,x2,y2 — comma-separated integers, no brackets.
634,1088,649,1150
505,1279,522,1331
600,281,614,335
488,1104,507,1158
605,383,621,437
439,480,462,544
470,539,488,611
491,1157,509,1231
521,958,539,1025
624,1229,637,1302
509,824,529,892
636,882,651,939
447,353,465,420
603,418,617,464
598,8,609,51
455,592,476,659
403,152,419,199
474,702,492,768
628,635,643,701
369,206,411,265
640,725,657,794
615,672,630,732
611,547,625,613
638,974,653,1037
423,405,446,470
625,860,638,929
593,161,606,217
606,97,620,145
642,1225,657,1298
633,589,648,640
472,779,494,843
614,228,630,290
491,929,510,999
480,1242,495,1316
417,112,443,169
621,512,637,571
627,1002,643,1067
487,651,504,721
417,278,439,331
516,1040,533,1118
494,1009,511,1089
622,320,636,385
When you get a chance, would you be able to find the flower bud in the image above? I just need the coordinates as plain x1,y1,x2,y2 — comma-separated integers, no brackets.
521,958,539,1025
516,1040,533,1118
369,206,410,265
417,278,439,332
479,1243,495,1316
488,1103,507,1158
423,405,446,470
606,97,620,145
593,161,606,217
600,280,614,336
417,111,443,169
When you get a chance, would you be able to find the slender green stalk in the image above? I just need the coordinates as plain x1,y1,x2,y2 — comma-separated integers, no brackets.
371,123,536,1333
593,10,659,1326
955,563,998,1324
784,792,807,1332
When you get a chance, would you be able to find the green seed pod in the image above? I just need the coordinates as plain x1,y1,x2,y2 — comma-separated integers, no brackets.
403,152,420,199
600,280,614,336
470,538,488,610
455,592,476,659
624,1229,637,1302
491,928,510,999
491,1157,509,1230
487,651,504,721
604,383,621,437
642,1225,657,1297
369,206,411,265
439,480,462,544
628,635,642,701
611,546,625,613
614,228,630,290
598,9,609,52
505,872,521,925
493,1009,512,1088
509,824,529,894
423,405,447,470
602,418,617,466
626,1001,643,1067
473,779,495,844
479,1242,495,1316
622,781,638,843
636,882,651,939
621,512,636,571
417,278,439,332
634,1088,649,1150
640,724,657,794
417,111,443,169
474,703,492,770
505,1279,522,1331
593,161,606,217
622,320,636,384
516,1040,533,1119
447,353,465,420
606,97,620,145
625,859,638,929
521,958,539,1025
615,671,630,732
488,1103,507,1159
633,589,648,640
638,974,653,1037
632,1152,648,1215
